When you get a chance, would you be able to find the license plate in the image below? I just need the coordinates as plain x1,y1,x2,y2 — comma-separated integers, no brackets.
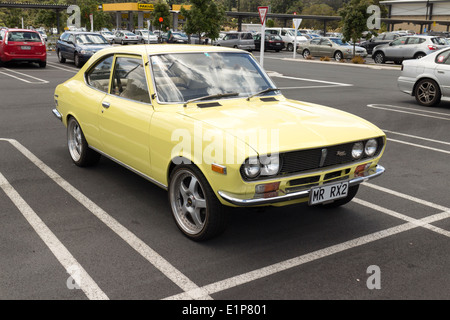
309,182,349,205
21,46,31,50
276,43,281,45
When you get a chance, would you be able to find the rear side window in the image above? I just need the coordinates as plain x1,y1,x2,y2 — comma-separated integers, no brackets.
435,50,450,65
241,33,253,40
7,31,41,42
384,33,397,40
406,37,425,45
431,37,447,45
86,55,113,92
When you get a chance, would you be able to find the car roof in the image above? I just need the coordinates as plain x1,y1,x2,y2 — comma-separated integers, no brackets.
95,44,249,56
5,28,39,33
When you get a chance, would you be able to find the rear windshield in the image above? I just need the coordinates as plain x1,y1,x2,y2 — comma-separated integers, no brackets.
7,31,41,42
431,37,448,45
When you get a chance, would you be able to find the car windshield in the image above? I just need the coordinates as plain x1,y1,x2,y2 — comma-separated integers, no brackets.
330,38,348,46
7,31,41,42
76,34,108,45
150,52,277,103
124,32,135,36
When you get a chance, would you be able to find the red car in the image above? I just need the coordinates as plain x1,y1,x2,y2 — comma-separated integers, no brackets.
0,28,47,67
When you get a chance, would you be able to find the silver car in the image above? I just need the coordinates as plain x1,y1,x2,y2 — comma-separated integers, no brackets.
215,32,255,51
372,35,449,64
398,47,450,107
135,29,158,44
113,30,139,45
100,31,115,43
298,37,367,61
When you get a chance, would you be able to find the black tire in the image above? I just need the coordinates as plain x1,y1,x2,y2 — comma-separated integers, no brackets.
334,51,343,61
0,58,4,67
321,185,359,208
67,117,101,167
287,43,294,52
414,78,441,107
121,40,125,45
39,61,46,68
74,53,82,68
302,49,311,59
394,59,403,65
57,50,65,63
275,49,280,52
168,165,227,241
414,52,426,59
373,51,385,64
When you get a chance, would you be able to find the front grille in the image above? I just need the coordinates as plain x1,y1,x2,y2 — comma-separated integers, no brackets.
240,137,384,181
279,137,384,176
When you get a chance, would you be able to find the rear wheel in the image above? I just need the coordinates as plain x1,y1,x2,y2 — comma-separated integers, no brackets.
322,185,359,208
302,49,311,59
414,52,426,59
57,50,65,63
415,78,441,107
74,53,82,68
67,117,101,167
38,61,46,68
287,43,294,52
169,165,227,241
334,51,343,61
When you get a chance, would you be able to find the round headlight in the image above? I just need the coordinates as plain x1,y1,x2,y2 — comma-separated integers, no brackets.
352,142,364,159
260,155,280,176
365,139,378,157
243,157,261,179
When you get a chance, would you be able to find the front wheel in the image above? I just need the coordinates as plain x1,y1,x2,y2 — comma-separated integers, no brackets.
74,53,82,68
57,50,65,63
287,43,294,52
67,117,101,167
302,49,311,59
373,51,385,64
414,52,425,59
169,165,227,241
322,185,359,208
415,78,441,107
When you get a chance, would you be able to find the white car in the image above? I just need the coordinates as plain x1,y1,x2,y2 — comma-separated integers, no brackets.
100,31,115,43
398,47,450,107
135,29,158,44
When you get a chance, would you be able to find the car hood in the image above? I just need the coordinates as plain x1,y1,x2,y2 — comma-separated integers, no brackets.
178,97,384,154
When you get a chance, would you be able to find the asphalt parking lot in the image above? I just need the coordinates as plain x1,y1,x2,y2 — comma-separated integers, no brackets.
0,48,449,307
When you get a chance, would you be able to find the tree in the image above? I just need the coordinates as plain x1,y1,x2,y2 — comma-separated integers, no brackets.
181,0,225,42
339,0,374,57
152,1,171,31
302,3,337,30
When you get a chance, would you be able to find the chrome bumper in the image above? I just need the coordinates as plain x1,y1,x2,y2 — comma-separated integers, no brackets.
52,108,62,121
218,165,385,206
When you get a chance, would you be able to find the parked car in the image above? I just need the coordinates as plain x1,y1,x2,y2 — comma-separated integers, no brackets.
113,30,139,45
37,30,47,42
135,29,158,44
215,31,255,51
253,33,285,52
100,30,115,43
52,45,386,241
298,37,367,61
265,27,308,52
398,47,450,107
0,28,47,67
171,32,189,44
359,32,400,54
372,35,450,64
56,31,111,68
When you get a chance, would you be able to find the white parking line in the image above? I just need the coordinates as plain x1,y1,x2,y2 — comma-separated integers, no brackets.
0,138,211,300
367,104,450,121
270,72,353,87
0,68,49,84
0,172,108,300
383,129,450,146
387,138,450,154
47,62,78,73
165,192,450,300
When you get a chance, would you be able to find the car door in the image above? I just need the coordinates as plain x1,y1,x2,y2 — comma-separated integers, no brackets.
405,36,425,59
434,49,450,97
318,38,333,56
308,38,321,56
383,36,407,59
64,33,76,59
99,54,154,176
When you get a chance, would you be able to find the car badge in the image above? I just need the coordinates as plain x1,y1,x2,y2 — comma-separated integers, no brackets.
336,151,346,157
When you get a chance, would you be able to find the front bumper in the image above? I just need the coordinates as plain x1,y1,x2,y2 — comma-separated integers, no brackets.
218,165,385,206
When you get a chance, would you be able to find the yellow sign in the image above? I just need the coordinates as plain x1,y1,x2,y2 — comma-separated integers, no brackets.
138,3,154,11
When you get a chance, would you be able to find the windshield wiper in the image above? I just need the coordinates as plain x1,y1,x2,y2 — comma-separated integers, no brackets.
183,92,239,107
246,88,280,101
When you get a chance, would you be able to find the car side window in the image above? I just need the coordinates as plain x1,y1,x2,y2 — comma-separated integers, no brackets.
86,55,114,92
112,56,150,104
310,38,320,45
319,39,330,45
390,37,406,46
435,50,450,65
406,37,422,45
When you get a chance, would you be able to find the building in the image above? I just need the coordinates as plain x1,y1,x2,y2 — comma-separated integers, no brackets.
381,0,450,33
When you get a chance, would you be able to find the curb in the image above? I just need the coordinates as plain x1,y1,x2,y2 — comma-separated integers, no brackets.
282,57,401,70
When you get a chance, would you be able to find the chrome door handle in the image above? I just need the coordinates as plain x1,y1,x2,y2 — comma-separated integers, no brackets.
438,70,445,74
102,102,110,108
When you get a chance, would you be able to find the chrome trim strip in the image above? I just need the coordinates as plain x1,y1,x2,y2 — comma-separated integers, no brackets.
52,108,62,121
89,146,168,190
218,165,385,206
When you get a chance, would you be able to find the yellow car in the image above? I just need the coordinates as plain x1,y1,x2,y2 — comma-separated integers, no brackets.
52,44,386,241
